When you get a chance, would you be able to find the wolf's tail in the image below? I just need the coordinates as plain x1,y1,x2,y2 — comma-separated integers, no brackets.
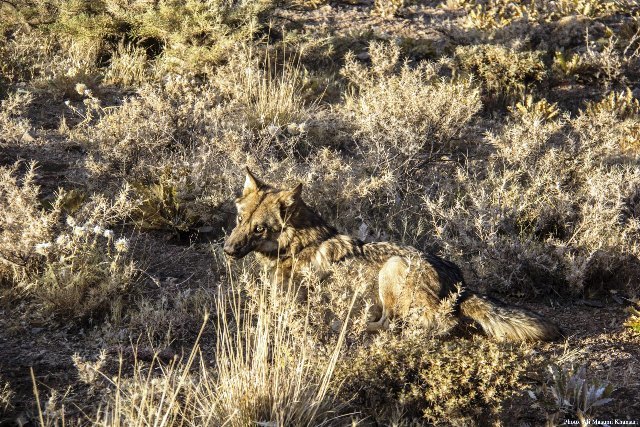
459,293,563,342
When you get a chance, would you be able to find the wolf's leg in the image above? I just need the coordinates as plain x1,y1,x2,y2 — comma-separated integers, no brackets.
366,308,390,332
367,256,409,332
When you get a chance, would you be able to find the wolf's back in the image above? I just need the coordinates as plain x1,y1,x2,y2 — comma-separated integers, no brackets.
459,293,563,342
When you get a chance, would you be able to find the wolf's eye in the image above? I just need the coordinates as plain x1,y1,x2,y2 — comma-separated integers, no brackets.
254,225,265,233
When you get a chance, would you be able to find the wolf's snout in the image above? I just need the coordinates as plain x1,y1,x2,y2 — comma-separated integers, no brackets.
224,239,248,258
223,241,238,257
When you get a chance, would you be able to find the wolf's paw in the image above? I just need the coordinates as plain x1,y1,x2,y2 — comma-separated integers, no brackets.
366,316,390,332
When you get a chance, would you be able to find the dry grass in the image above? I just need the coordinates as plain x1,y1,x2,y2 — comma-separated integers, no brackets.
0,378,13,413
1,0,639,424
51,273,352,426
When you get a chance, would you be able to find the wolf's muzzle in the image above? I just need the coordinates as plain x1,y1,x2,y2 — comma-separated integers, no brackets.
223,241,249,259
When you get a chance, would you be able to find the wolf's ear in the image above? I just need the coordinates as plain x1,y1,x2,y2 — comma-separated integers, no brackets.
280,183,303,208
243,168,265,196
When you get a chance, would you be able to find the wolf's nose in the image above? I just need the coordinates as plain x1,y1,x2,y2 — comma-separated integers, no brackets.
223,243,236,257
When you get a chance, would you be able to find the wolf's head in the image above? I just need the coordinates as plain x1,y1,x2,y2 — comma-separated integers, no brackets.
223,169,306,259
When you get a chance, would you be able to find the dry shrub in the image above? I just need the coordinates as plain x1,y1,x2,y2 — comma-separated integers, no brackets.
553,41,628,88
343,42,481,161
625,306,640,335
0,90,34,144
0,162,139,320
294,42,482,239
0,30,57,88
373,0,407,18
454,44,546,102
460,0,627,31
29,216,138,321
585,88,640,119
420,165,571,295
117,0,276,75
25,38,104,101
3,0,277,80
130,167,212,234
103,44,149,88
0,162,60,285
417,96,640,297
74,86,188,178
334,334,530,424
77,47,335,232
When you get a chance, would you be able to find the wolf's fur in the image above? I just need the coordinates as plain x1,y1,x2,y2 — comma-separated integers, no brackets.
224,169,562,342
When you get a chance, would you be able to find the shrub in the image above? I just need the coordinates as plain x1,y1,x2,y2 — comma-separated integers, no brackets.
334,335,530,424
0,90,34,145
545,364,614,423
213,48,316,132
0,162,61,285
585,88,640,119
454,44,546,103
624,306,640,335
28,216,137,320
373,0,407,18
0,162,138,320
131,169,201,234
343,42,481,161
2,0,277,79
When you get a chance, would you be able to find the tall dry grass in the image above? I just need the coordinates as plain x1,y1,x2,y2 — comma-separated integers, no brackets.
87,270,355,426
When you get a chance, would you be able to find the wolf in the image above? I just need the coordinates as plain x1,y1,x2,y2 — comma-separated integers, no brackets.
223,169,562,342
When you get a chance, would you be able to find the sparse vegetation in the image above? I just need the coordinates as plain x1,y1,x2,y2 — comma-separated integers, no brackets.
0,378,13,413
545,364,615,424
1,0,639,425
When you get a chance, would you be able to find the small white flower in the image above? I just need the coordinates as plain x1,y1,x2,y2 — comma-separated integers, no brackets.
66,216,76,227
56,234,70,246
93,225,104,235
114,238,129,253
34,242,52,255
103,229,114,239
286,123,299,135
266,124,281,137
75,83,87,96
73,226,86,236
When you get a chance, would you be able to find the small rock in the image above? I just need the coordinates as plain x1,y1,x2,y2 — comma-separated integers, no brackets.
356,51,370,61
31,327,43,334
